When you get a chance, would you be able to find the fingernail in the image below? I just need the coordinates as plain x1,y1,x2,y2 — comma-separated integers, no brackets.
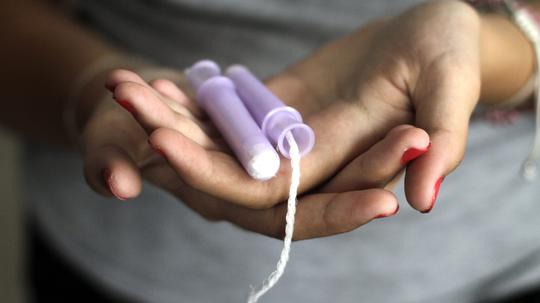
148,139,166,158
375,204,400,219
421,176,444,214
401,142,431,165
116,99,136,115
101,168,128,201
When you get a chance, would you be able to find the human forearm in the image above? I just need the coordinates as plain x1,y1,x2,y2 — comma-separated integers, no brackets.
0,0,125,145
479,3,539,106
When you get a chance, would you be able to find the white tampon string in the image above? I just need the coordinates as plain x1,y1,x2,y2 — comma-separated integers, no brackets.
247,132,301,303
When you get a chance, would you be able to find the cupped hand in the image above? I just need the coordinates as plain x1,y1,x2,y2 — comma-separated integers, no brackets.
287,0,482,212
82,67,430,239
142,0,480,212
82,0,482,241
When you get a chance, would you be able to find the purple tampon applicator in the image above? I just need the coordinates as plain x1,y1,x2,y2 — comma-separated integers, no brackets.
226,65,315,159
226,65,313,303
186,60,280,180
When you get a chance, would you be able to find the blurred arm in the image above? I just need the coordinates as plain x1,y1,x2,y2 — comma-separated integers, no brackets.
479,3,540,106
0,0,124,145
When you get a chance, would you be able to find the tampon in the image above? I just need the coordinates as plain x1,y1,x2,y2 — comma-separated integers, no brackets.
226,65,315,159
186,60,280,180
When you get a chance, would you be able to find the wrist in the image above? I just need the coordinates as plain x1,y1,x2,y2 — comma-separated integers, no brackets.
479,11,535,106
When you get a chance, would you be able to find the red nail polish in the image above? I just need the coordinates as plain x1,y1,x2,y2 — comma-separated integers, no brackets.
116,99,136,115
401,142,431,165
148,139,166,158
421,176,444,213
102,168,112,187
375,204,400,219
101,168,127,201
392,204,400,215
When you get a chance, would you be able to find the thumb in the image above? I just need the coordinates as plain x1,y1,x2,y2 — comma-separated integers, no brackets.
405,59,481,213
82,99,145,201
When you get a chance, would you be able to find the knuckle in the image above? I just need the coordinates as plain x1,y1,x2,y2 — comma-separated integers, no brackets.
433,57,480,93
323,206,351,235
387,124,414,137
105,69,137,91
173,114,193,129
356,157,388,187
114,81,148,99
150,127,169,141
401,126,429,143
107,69,138,82
150,78,174,90
363,163,396,189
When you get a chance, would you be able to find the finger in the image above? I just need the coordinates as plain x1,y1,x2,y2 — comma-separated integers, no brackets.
149,79,219,137
266,72,412,200
107,69,185,129
149,78,205,118
113,81,218,149
321,124,430,192
105,69,149,92
143,153,399,240
405,57,480,213
214,189,399,240
82,107,144,200
148,127,290,209
149,78,197,117
107,69,194,118
149,78,187,102
113,81,178,131
106,69,205,120
84,145,143,200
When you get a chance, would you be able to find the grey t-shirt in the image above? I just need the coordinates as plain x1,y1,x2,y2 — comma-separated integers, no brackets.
26,1,540,302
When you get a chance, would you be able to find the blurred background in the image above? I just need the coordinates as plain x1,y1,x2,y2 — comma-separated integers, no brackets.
0,127,25,303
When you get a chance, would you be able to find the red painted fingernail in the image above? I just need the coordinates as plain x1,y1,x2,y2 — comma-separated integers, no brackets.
421,176,444,214
401,142,431,165
116,99,136,115
375,204,400,219
101,168,111,187
101,168,127,201
148,139,166,158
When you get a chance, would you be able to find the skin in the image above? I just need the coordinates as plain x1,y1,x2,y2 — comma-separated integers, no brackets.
85,1,535,238
0,0,121,144
0,0,537,240
84,70,421,240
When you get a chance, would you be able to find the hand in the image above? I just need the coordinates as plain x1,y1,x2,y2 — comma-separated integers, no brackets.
274,0,482,211
141,0,483,212
81,0,532,239
82,68,430,240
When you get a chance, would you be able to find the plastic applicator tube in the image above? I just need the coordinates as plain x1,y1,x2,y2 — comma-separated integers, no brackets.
226,65,315,159
186,60,280,180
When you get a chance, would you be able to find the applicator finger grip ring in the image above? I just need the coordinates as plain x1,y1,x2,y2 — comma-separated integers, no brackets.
226,65,315,159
